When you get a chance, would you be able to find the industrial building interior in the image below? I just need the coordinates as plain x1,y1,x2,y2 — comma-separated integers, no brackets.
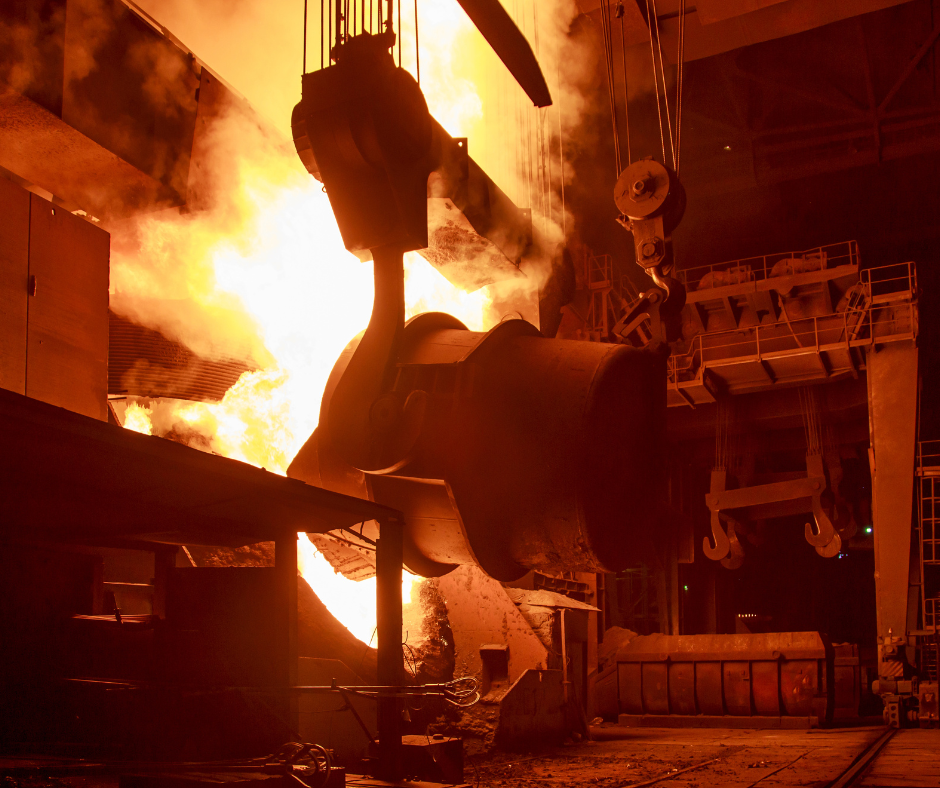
1,0,939,786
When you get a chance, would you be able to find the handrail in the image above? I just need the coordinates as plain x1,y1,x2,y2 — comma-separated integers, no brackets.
667,299,917,384
918,440,940,470
677,240,859,289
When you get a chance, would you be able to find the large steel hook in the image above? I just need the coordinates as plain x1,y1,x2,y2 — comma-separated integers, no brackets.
815,530,842,558
703,509,731,561
803,482,837,548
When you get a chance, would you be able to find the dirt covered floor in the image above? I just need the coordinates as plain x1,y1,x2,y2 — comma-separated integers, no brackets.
470,724,936,788
3,726,937,788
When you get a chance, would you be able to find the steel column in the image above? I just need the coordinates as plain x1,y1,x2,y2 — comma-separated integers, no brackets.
151,545,178,618
274,531,299,737
868,342,919,674
376,516,404,780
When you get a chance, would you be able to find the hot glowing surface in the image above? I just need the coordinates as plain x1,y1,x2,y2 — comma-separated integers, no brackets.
297,534,419,645
114,0,584,642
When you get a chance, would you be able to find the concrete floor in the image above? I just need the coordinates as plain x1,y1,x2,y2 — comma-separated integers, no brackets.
472,725,939,788
3,726,937,788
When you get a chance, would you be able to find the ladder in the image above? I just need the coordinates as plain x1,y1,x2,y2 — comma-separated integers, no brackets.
916,442,940,679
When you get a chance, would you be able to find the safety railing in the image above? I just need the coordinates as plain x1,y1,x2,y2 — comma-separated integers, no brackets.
918,442,940,583
677,240,859,290
667,298,917,385
918,440,940,474
861,261,917,302
926,598,940,631
587,254,613,289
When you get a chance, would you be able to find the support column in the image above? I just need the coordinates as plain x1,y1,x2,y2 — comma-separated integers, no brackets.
868,342,918,675
274,532,299,738
580,572,599,721
151,546,178,619
376,516,403,781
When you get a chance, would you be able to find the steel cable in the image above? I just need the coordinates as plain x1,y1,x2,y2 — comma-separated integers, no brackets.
645,0,667,163
650,0,675,168
600,0,622,176
619,3,632,165
675,0,686,174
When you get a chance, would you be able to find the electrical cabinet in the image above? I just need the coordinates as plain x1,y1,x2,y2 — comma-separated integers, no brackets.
0,177,109,420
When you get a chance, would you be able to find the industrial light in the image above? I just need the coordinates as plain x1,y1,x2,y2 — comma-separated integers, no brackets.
865,526,873,534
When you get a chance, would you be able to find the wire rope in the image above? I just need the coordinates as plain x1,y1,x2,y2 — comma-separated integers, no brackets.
619,3,632,165
675,0,686,174
650,0,675,168
645,0,667,163
600,0,622,176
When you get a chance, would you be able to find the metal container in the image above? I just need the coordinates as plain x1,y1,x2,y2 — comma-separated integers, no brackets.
597,631,835,724
293,314,668,581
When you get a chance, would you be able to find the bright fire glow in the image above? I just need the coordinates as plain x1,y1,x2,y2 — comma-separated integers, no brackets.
123,402,153,435
113,0,581,645
297,535,419,645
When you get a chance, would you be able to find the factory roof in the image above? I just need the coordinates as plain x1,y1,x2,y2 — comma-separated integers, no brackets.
0,388,400,548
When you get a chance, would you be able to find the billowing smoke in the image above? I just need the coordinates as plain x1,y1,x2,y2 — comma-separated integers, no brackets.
106,0,595,471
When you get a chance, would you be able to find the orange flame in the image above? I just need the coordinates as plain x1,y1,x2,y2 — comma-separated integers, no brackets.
117,0,585,643
297,535,420,645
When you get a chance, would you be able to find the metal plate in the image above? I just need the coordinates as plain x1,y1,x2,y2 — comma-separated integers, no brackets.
26,194,109,420
668,662,697,714
723,661,752,715
618,662,643,714
752,660,782,716
641,663,670,715
780,660,819,717
0,177,29,395
695,662,724,715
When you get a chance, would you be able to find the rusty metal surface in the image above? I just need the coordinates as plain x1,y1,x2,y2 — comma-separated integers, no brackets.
600,632,834,721
25,191,109,421
300,314,669,581
0,176,29,396
0,385,402,546
436,564,549,685
868,343,919,677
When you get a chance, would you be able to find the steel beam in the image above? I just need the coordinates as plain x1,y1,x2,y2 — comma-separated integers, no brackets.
867,342,919,674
